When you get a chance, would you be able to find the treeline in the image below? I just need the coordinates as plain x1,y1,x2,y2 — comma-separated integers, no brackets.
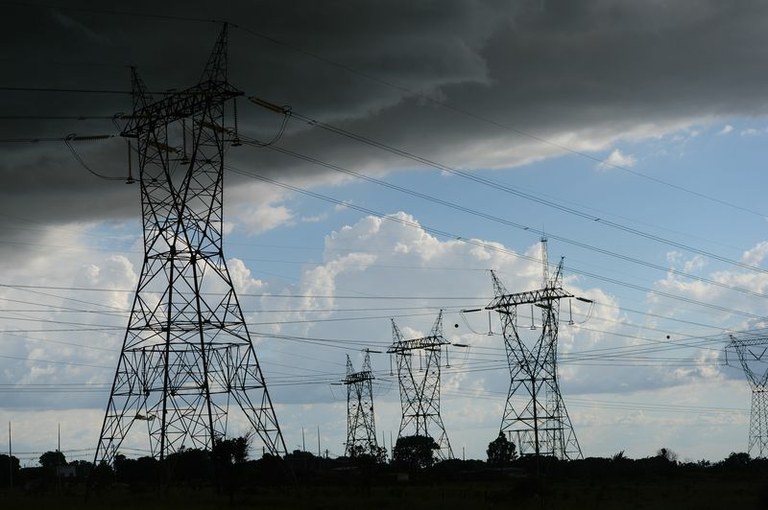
1,437,766,491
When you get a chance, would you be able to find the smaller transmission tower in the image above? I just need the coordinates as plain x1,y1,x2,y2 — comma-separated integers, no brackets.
486,239,583,459
388,311,453,460
343,351,380,458
726,334,768,457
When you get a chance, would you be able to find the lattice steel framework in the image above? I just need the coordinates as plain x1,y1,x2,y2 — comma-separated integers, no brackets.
486,239,582,459
94,25,286,466
726,334,768,457
343,351,380,457
388,311,453,460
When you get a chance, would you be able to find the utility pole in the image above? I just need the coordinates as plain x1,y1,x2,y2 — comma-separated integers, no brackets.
486,239,585,460
343,351,380,458
726,334,768,457
388,311,453,460
94,24,285,467
8,422,12,489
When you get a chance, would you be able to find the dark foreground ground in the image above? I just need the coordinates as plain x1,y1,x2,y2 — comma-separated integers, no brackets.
3,472,767,510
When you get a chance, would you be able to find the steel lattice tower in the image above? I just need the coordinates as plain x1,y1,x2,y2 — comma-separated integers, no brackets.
343,351,380,457
94,25,286,466
726,334,768,457
388,311,453,460
486,239,582,459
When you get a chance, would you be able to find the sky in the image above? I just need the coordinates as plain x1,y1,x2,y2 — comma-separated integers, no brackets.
2,0,768,466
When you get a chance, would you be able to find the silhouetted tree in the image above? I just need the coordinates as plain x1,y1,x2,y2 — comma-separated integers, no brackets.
39,450,66,470
720,451,751,469
347,444,388,464
213,435,254,497
656,447,678,464
68,459,93,479
115,455,159,485
213,435,250,466
486,432,517,466
393,435,439,470
91,460,114,493
166,447,212,483
0,454,20,487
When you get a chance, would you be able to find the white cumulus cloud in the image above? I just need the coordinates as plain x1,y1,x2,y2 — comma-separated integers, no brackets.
597,149,638,171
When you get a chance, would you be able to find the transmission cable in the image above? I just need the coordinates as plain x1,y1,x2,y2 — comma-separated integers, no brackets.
224,164,767,322
239,135,768,302
248,101,768,276
228,24,766,219
63,134,127,181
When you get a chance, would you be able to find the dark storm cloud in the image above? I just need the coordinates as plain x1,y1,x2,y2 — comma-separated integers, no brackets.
2,0,768,242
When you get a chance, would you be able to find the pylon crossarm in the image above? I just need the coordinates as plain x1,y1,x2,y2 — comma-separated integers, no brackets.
122,82,242,137
487,287,573,310
387,335,449,353
728,336,768,387
344,370,375,385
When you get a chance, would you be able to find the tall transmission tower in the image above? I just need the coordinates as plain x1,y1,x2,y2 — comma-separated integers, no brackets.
388,311,453,460
343,351,380,458
726,334,768,457
486,239,583,459
94,25,286,467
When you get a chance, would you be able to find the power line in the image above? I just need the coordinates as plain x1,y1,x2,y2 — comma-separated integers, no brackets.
5,2,763,223
249,105,768,277
0,353,112,369
229,25,766,219
246,137,768,302
0,134,114,143
0,115,116,120
226,164,767,323
1,1,222,24
0,86,130,95
0,281,487,300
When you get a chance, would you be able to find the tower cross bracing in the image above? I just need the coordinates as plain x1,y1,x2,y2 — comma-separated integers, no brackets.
726,334,768,457
343,351,380,458
94,25,286,466
486,239,582,460
388,311,453,460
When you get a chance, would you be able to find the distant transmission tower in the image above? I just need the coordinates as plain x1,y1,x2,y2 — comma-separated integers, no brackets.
486,239,584,459
726,334,768,457
94,25,286,466
343,351,380,457
388,311,453,460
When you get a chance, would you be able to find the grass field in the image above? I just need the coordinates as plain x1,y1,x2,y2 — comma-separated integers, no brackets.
2,472,766,510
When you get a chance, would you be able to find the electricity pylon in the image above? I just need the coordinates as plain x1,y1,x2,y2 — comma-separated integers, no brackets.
94,25,286,467
726,334,768,457
486,239,583,459
388,311,453,460
343,351,380,458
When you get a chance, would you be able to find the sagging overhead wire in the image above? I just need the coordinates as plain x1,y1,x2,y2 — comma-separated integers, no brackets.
1,128,134,182
230,27,767,220
0,115,116,120
223,163,767,323
235,134,768,304
4,5,762,220
247,97,768,277
247,97,292,147
64,133,126,181
0,134,112,143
